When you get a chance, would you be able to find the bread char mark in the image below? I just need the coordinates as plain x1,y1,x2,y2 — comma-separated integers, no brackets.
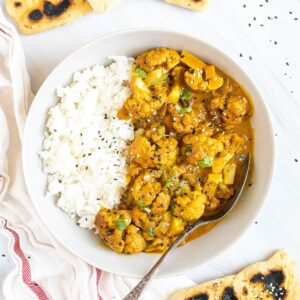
28,0,71,21
221,287,238,300
251,270,286,300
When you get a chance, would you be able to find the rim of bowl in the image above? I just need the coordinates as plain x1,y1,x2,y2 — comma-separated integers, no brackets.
22,27,276,278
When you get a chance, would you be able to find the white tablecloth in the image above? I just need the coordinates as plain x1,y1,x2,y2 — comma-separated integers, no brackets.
1,0,300,298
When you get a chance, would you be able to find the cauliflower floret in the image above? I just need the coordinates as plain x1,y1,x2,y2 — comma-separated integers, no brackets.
217,132,246,154
131,170,162,205
124,75,167,119
135,48,180,72
123,225,147,254
131,206,152,230
144,236,170,253
145,123,166,143
183,131,224,164
155,138,178,167
168,103,206,134
209,97,225,110
151,192,171,215
172,191,206,221
94,209,131,253
128,136,156,168
222,96,249,128
167,216,185,237
184,70,208,91
128,135,178,169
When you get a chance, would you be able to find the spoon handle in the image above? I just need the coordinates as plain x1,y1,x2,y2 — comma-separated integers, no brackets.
123,220,210,300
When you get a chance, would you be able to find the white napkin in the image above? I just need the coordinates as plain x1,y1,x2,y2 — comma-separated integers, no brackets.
0,8,194,300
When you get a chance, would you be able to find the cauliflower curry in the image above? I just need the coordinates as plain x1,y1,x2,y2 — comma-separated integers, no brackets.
95,48,253,254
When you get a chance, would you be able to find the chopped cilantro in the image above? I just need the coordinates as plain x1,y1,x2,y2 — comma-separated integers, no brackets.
147,228,155,238
176,105,192,114
181,87,193,100
164,173,174,189
198,157,213,168
135,200,151,214
114,220,127,230
135,67,147,79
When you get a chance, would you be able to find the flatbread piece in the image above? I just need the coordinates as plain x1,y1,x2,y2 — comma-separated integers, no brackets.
171,250,299,299
6,0,92,34
87,0,122,13
163,0,208,11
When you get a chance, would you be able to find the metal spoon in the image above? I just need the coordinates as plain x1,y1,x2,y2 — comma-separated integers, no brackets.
123,154,251,300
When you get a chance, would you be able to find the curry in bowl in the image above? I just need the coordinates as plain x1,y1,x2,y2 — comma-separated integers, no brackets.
95,48,253,254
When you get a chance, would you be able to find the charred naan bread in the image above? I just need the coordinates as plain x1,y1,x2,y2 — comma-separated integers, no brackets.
87,0,121,13
172,250,300,299
163,0,208,11
5,0,92,34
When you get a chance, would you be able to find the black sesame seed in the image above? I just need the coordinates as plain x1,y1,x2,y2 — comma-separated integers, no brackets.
294,158,298,162
53,129,57,132
275,133,278,136
289,11,293,15
75,164,78,168
83,154,86,157
243,4,246,8
1,254,5,257
249,56,253,60
76,223,80,225
80,133,82,136
85,218,87,221
88,153,92,156
253,17,256,21
81,142,84,145
259,4,263,7
274,16,278,19
248,23,251,27
101,138,105,141
98,147,100,150
239,53,243,57
274,41,277,45
255,221,258,224
248,183,252,187
286,62,290,66
86,166,88,170
28,256,31,259
58,180,62,183
294,17,298,21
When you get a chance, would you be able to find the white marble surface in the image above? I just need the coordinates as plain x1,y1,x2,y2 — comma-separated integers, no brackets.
1,0,300,296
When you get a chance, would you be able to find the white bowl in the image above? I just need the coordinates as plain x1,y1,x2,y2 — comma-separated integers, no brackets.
22,29,275,278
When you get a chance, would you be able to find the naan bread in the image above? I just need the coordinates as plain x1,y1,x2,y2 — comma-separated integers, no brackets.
87,0,122,13
172,250,299,299
5,0,92,34
163,0,208,11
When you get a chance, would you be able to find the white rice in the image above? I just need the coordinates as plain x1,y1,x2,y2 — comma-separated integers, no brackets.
39,56,134,229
